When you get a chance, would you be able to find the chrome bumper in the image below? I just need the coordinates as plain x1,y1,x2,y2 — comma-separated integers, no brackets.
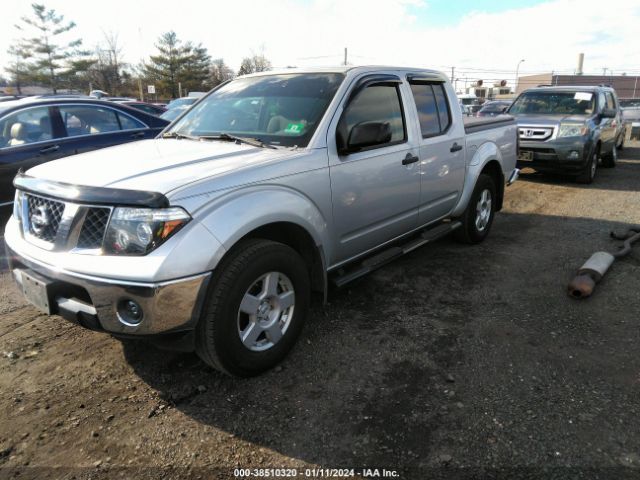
6,244,211,336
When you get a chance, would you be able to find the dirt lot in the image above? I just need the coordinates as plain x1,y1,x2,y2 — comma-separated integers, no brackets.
1,149,640,480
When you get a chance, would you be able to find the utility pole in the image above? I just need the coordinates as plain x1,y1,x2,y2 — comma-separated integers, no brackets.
451,66,455,82
602,67,608,76
344,47,347,66
138,78,143,102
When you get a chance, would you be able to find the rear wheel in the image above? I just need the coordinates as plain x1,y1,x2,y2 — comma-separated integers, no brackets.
576,147,598,184
455,173,496,244
195,239,310,377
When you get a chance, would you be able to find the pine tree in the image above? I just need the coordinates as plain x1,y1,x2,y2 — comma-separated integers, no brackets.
142,31,212,98
8,3,88,93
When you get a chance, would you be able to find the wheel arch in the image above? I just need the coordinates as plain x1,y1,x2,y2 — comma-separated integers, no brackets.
196,187,330,299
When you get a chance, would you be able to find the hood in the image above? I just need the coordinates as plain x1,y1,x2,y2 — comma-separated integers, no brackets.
26,139,303,196
511,114,589,126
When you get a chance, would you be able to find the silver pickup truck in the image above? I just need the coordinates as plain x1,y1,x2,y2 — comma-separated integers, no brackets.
5,66,518,376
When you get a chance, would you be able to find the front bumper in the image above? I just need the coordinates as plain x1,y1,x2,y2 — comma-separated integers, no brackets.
517,138,593,174
6,243,211,336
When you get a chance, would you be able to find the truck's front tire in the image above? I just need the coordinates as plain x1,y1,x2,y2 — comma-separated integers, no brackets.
195,239,310,377
455,173,496,244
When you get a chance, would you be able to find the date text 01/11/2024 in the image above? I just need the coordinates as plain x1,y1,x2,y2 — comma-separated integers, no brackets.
233,468,401,478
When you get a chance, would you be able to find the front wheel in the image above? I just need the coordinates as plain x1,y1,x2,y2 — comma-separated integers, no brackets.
576,147,599,183
455,173,497,244
602,144,617,168
195,239,310,377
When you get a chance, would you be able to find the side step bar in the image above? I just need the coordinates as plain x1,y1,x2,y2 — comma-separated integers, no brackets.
331,220,462,287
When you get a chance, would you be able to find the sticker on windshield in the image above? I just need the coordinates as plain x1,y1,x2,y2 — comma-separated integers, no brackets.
574,92,593,101
284,122,305,134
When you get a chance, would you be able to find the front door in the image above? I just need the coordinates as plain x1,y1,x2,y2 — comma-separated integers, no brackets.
328,76,421,264
0,106,67,207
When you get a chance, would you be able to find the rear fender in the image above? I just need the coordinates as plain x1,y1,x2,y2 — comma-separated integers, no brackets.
451,142,503,217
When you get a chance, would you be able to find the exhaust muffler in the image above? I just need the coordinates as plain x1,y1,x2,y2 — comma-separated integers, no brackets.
568,227,640,299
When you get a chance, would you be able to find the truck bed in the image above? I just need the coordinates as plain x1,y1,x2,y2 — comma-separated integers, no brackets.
464,114,515,134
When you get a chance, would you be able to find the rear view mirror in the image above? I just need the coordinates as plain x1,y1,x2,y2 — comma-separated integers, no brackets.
341,121,392,154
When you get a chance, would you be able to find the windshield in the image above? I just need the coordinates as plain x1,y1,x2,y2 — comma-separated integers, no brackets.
168,73,344,148
509,91,595,115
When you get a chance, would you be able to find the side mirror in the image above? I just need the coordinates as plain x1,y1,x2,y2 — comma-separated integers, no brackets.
500,106,508,113
601,108,616,118
340,121,392,154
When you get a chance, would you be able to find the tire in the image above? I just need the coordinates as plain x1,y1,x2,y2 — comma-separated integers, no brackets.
602,144,617,168
576,146,599,184
454,173,497,244
195,239,310,377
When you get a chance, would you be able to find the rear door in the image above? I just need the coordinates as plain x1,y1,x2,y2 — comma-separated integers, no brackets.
406,79,466,225
327,74,421,263
57,104,152,155
0,105,67,206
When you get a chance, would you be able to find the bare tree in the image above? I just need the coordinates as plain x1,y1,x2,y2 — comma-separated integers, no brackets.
88,31,127,94
210,58,234,86
238,50,272,76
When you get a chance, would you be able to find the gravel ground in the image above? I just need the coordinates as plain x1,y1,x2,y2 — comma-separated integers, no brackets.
1,148,640,480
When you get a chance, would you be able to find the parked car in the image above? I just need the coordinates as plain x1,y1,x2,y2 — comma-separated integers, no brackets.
477,100,512,117
0,97,169,210
112,100,167,116
4,66,518,376
508,85,624,183
160,105,189,122
166,97,198,110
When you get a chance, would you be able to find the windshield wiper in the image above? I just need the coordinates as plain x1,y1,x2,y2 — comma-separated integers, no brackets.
200,133,277,149
161,131,201,141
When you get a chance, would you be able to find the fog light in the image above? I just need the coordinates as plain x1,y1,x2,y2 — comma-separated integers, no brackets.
118,299,143,325
568,150,580,160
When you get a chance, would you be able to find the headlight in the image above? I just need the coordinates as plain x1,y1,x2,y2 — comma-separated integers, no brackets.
104,207,190,255
13,190,23,221
558,123,588,137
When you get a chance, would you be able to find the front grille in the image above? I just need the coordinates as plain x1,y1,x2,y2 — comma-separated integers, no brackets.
77,207,111,249
26,194,65,243
518,126,554,141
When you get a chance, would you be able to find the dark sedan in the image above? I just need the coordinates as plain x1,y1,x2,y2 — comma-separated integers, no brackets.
0,98,169,210
476,101,512,117
112,100,167,116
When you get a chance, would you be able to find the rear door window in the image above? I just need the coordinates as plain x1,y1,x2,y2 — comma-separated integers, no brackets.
409,83,451,137
118,113,146,130
0,106,55,149
59,105,121,137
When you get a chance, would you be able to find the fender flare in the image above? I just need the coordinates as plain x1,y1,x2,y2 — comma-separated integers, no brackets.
194,185,332,272
451,141,504,217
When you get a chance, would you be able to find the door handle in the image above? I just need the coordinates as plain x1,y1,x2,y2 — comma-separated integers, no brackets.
39,145,60,154
130,131,146,139
450,142,463,153
402,153,419,165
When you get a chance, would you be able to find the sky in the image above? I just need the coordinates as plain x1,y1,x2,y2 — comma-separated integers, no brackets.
1,0,640,89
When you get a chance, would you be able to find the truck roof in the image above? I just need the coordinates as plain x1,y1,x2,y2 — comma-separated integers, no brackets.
240,65,449,82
